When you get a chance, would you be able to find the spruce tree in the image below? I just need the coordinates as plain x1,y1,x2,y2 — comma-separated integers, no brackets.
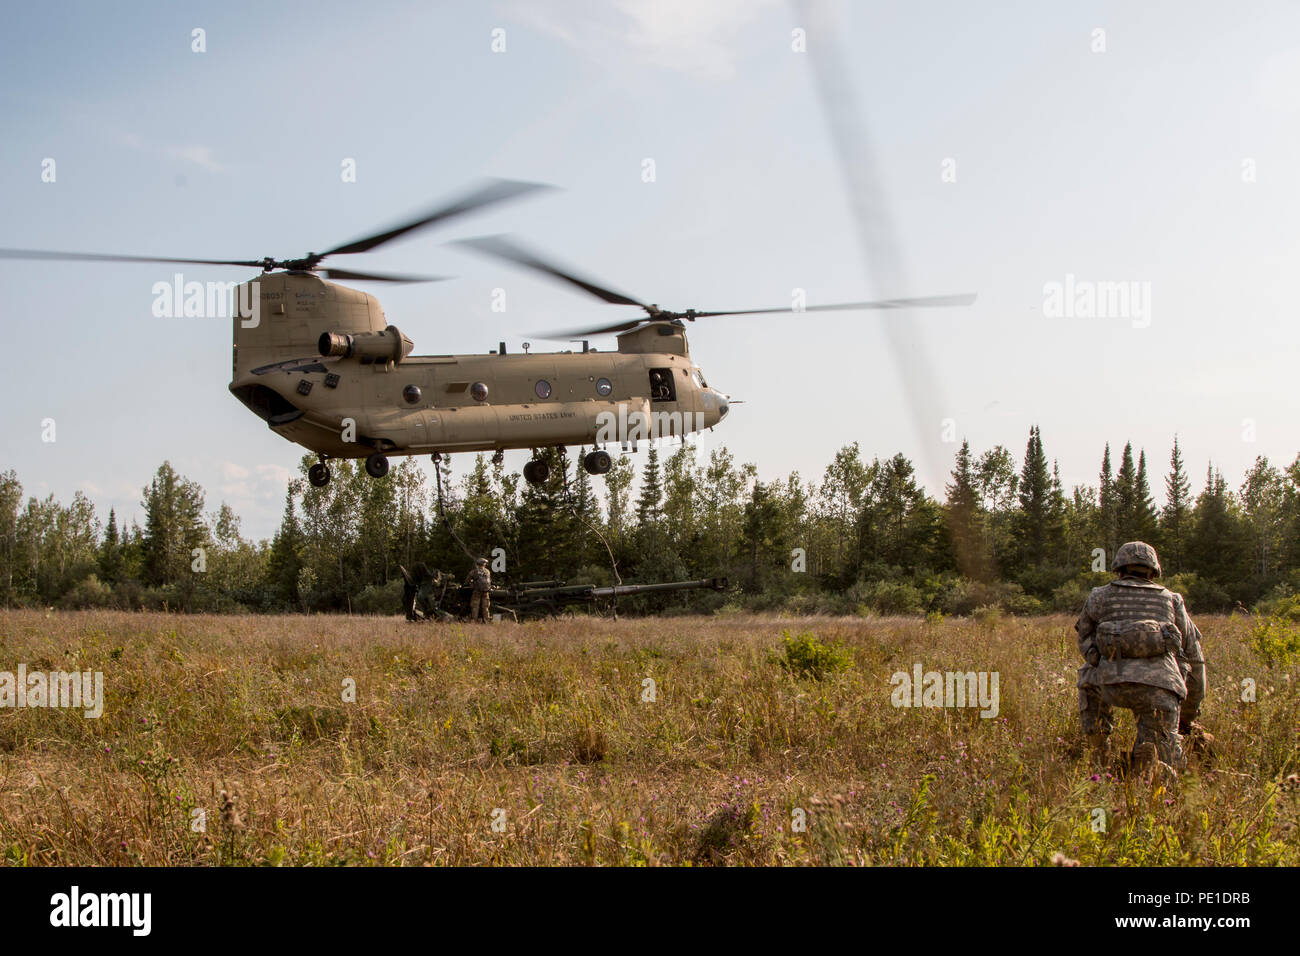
515,447,572,580
1161,436,1192,574
98,506,124,584
636,445,663,525
1015,425,1052,567
1188,463,1250,602
567,450,598,570
1134,449,1159,543
1113,442,1138,542
1048,460,1068,565
140,461,209,587
267,487,304,607
1098,443,1116,558
944,439,985,579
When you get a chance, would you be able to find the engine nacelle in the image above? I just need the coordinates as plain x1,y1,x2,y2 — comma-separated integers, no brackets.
319,325,414,364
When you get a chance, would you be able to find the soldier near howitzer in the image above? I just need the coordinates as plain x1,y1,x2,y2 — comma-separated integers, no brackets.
465,557,492,622
400,562,442,621
1075,541,1208,775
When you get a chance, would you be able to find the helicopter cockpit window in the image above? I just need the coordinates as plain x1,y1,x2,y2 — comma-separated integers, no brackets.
649,367,677,403
693,367,709,388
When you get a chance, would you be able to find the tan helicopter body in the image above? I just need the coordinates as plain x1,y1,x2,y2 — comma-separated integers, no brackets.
1,179,970,489
230,271,727,486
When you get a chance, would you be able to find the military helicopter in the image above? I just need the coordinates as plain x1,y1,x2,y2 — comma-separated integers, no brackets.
0,180,973,488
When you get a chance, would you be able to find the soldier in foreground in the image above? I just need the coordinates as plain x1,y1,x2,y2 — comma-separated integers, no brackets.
1075,541,1208,776
465,556,493,623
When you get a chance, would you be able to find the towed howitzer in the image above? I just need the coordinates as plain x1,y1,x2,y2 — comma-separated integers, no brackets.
403,570,728,622
503,577,730,620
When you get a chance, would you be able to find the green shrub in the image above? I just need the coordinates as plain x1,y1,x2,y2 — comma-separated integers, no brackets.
1166,572,1231,612
1257,593,1300,623
1250,615,1300,666
771,629,852,680
1050,572,1110,612
863,581,925,615
941,580,1037,616
59,574,116,610
353,579,404,615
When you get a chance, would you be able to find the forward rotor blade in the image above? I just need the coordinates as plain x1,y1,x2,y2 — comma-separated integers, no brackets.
531,293,975,339
453,234,647,308
0,248,263,268
691,293,976,318
322,179,554,258
319,268,449,284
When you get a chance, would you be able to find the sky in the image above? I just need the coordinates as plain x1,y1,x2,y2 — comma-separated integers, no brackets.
2,0,1297,541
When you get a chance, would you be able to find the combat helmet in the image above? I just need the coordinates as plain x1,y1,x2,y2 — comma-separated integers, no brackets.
1111,540,1162,576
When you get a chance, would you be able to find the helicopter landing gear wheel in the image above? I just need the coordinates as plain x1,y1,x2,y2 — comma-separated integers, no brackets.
365,453,390,478
308,463,331,488
522,459,550,485
583,450,612,475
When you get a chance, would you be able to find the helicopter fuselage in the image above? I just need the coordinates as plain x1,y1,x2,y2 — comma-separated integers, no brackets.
227,272,728,463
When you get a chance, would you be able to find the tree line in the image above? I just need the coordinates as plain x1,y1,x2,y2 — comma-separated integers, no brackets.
2,428,1298,616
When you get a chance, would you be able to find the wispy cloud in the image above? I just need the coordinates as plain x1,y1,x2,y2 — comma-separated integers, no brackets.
507,0,779,80
219,461,291,503
117,131,228,172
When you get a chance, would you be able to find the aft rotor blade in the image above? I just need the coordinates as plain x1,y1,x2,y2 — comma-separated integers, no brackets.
319,267,449,284
532,317,652,339
453,234,648,308
690,293,976,318
322,179,554,258
0,248,264,268
799,0,981,580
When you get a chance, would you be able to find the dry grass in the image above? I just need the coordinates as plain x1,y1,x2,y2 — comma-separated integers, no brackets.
0,609,1296,866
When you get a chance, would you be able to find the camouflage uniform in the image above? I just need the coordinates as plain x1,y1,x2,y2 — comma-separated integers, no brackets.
401,563,441,621
415,570,442,620
1075,542,1206,771
466,559,492,622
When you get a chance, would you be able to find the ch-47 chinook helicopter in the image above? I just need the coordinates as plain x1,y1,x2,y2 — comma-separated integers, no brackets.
0,179,973,488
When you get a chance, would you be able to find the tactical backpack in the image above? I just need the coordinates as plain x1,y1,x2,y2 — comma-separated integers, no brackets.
1095,619,1182,660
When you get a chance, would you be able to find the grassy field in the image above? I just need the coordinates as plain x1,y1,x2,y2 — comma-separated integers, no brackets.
0,608,1296,866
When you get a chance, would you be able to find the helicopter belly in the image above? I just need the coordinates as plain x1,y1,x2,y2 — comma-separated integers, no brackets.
269,415,358,457
267,396,656,459
426,400,630,451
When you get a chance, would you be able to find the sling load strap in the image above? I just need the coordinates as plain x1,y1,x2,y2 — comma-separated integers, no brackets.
563,448,622,589
433,457,479,564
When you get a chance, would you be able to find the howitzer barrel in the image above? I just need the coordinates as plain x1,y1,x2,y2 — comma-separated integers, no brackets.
499,577,728,619
512,583,598,600
588,577,728,599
